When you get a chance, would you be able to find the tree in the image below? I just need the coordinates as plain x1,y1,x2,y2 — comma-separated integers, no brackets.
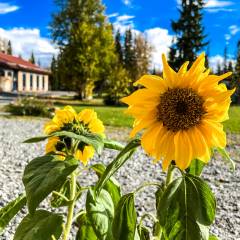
124,29,137,83
169,0,208,70
50,56,59,90
134,33,152,80
216,62,222,75
7,40,12,55
233,41,240,103
51,0,117,99
223,46,228,73
29,52,36,64
115,29,123,64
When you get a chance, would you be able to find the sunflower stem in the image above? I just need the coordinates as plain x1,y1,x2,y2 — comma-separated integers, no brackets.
63,171,77,240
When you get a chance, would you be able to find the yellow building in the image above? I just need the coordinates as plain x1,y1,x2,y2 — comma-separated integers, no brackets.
0,52,50,92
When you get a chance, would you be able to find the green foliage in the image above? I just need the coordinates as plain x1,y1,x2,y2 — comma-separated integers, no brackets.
14,210,63,240
187,159,206,176
103,139,124,151
92,163,121,207
76,213,98,240
137,225,151,240
112,193,137,240
158,174,216,240
0,195,26,233
23,155,79,214
5,97,54,117
95,138,140,196
86,188,114,240
29,51,36,64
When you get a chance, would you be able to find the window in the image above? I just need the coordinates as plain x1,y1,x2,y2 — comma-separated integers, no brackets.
43,76,45,89
8,71,12,77
23,73,26,88
0,69,5,77
37,75,39,89
30,74,33,88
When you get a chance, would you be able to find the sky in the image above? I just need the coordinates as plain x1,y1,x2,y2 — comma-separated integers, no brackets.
0,0,240,69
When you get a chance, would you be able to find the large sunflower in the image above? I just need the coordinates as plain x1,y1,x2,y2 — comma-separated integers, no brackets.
44,106,104,165
121,53,235,170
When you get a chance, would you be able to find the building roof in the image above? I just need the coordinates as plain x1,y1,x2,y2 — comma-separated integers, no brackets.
0,52,50,75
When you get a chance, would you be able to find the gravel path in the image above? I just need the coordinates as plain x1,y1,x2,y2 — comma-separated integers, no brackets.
0,117,240,240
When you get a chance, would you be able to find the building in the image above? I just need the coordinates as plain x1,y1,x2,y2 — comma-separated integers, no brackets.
0,52,50,92
0,38,8,54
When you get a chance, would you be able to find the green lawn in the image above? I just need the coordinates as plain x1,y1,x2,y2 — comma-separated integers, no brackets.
65,105,240,133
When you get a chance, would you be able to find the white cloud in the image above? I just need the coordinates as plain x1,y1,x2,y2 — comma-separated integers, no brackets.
209,55,235,71
229,25,240,35
117,15,135,22
144,28,173,70
122,0,132,6
204,0,233,8
0,28,58,67
0,2,19,14
107,13,119,18
225,34,231,41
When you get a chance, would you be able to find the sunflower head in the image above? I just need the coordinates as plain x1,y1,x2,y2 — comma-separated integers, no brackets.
122,53,235,170
44,106,104,165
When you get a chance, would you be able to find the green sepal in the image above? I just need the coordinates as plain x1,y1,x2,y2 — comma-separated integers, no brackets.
187,159,206,176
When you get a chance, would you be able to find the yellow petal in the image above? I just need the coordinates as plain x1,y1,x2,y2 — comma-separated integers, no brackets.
162,54,176,87
77,109,97,125
88,118,105,134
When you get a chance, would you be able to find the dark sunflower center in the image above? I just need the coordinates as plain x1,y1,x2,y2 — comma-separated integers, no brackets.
157,88,206,132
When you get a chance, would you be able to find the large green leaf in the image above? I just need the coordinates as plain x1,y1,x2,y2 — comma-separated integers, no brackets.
14,210,63,240
0,195,26,233
158,174,216,240
50,179,81,208
188,159,206,176
112,193,137,240
103,139,124,151
24,131,104,154
76,213,98,240
215,147,235,172
95,138,140,196
86,188,114,240
23,155,79,214
92,163,121,207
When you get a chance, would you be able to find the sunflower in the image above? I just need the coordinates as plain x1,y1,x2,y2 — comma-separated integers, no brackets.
121,53,235,170
44,106,104,165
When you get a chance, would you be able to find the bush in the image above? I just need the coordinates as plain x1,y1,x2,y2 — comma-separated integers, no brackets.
5,97,55,118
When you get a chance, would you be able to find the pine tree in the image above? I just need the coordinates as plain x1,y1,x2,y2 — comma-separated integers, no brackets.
50,56,59,90
233,41,240,103
169,0,208,70
124,29,137,83
223,46,228,73
115,29,123,64
51,0,117,99
216,62,222,75
29,52,36,64
7,41,12,55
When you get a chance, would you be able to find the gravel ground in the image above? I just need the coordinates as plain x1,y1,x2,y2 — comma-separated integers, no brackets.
0,117,240,240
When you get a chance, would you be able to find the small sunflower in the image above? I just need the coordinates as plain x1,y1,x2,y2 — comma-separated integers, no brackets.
122,53,235,170
44,106,104,165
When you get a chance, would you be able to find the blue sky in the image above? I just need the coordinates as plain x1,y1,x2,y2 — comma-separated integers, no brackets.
0,0,239,68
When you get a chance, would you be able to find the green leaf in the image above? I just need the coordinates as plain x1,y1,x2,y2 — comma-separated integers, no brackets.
103,139,124,151
86,188,114,240
209,235,219,240
92,163,121,207
188,159,206,176
23,136,48,143
23,155,79,214
215,147,235,172
13,210,63,240
137,225,151,240
24,131,104,155
158,174,216,240
95,138,140,196
0,195,26,233
76,213,98,240
112,193,137,240
51,179,81,208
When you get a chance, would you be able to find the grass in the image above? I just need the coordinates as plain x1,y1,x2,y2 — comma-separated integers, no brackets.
224,106,240,133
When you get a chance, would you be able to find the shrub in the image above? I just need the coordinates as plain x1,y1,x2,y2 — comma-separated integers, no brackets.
5,97,55,118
